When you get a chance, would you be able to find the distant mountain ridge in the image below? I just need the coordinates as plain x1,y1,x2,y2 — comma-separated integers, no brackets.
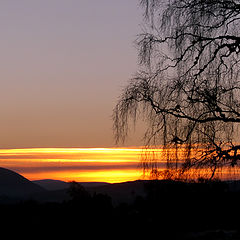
33,179,110,191
3,167,240,207
0,167,146,205
32,179,69,191
0,167,45,198
0,167,145,204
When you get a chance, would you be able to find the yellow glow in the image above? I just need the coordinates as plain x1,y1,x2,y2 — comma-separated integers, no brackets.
23,169,141,183
1,147,238,183
0,148,148,183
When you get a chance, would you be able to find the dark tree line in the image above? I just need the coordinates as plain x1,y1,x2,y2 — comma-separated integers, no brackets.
113,0,240,179
2,180,240,239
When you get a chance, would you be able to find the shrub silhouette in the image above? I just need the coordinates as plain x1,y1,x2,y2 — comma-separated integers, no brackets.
67,181,91,204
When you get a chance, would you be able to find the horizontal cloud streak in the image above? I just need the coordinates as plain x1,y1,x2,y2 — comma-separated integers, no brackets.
9,164,141,173
0,148,163,182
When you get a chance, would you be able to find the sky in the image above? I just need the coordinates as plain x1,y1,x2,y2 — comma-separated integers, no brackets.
0,1,238,183
0,147,237,183
0,0,144,149
0,148,158,182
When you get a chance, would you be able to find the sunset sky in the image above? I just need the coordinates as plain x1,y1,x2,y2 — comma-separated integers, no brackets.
0,148,162,183
1,2,238,183
0,0,143,149
0,1,152,182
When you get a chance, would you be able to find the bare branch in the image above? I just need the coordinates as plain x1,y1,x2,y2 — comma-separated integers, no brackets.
114,0,240,180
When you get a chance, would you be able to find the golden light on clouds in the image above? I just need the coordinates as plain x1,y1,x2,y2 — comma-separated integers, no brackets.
1,147,238,183
0,148,155,183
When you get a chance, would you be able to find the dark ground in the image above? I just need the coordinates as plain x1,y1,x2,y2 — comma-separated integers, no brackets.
1,179,240,239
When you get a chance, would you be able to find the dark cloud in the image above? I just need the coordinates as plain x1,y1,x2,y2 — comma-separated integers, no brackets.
9,163,142,174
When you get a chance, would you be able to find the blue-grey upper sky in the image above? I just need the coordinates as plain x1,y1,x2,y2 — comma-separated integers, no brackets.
0,0,144,148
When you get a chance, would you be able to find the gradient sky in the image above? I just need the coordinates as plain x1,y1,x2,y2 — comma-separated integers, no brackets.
0,0,144,148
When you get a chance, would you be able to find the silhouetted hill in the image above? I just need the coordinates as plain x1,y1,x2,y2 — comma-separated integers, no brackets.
0,167,46,199
32,179,240,205
3,166,240,208
33,179,69,191
88,180,147,205
0,177,240,239
1,169,240,239
79,181,110,188
29,179,145,204
33,179,110,191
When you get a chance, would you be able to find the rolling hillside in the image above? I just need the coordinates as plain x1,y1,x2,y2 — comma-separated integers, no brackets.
0,167,46,198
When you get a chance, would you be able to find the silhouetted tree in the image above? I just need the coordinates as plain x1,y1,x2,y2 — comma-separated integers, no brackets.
67,181,91,203
113,0,240,179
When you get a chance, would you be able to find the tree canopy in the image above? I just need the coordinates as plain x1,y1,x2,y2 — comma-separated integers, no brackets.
113,0,240,180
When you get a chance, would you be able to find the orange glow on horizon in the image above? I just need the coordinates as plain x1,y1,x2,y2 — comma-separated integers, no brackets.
1,147,240,183
0,147,153,183
24,169,141,183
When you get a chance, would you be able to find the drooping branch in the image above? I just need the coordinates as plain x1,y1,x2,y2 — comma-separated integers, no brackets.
114,0,240,180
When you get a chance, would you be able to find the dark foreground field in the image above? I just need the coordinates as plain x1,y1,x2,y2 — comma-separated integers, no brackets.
1,179,240,239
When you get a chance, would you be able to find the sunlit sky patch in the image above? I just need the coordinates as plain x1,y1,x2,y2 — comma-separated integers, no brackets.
0,148,162,183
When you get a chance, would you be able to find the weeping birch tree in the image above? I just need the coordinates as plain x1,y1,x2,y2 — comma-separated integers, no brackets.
113,0,240,180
